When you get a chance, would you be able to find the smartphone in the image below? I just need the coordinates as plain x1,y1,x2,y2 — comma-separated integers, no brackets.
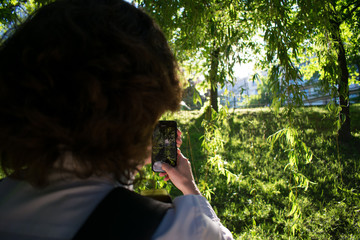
152,120,177,172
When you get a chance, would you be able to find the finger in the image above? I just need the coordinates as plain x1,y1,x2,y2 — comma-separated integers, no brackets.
161,162,175,175
159,172,167,177
161,162,171,171
176,138,182,148
176,129,182,147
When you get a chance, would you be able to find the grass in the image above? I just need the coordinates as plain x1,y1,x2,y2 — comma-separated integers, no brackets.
1,104,359,239
142,104,360,239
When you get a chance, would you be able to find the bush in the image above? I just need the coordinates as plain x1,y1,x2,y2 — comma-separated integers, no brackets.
135,105,360,239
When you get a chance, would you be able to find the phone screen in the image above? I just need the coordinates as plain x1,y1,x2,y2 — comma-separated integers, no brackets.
152,121,177,172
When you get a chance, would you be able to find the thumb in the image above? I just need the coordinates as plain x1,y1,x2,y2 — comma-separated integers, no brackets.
161,162,174,174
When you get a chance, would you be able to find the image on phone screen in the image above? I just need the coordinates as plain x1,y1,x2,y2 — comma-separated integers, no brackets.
152,121,177,172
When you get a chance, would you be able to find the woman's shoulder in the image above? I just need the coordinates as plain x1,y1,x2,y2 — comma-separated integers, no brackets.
152,194,234,240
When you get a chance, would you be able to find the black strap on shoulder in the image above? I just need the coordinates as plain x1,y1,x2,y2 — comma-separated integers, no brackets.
73,187,172,240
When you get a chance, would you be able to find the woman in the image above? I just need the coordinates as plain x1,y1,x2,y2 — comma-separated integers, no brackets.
0,0,233,239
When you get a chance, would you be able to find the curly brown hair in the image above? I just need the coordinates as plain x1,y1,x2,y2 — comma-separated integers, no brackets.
0,0,182,186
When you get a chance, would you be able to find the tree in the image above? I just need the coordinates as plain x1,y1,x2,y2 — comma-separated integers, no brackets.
136,0,256,112
325,0,360,140
0,0,26,26
252,0,360,141
0,0,53,34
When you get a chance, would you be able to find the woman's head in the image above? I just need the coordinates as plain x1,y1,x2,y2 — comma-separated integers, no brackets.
0,0,182,186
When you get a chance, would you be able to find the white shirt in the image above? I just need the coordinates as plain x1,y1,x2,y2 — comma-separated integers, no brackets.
0,174,233,240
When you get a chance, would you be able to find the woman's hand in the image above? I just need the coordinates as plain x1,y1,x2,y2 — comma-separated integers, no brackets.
159,129,201,195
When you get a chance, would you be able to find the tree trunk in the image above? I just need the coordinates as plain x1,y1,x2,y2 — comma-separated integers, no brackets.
333,22,351,141
209,48,220,112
